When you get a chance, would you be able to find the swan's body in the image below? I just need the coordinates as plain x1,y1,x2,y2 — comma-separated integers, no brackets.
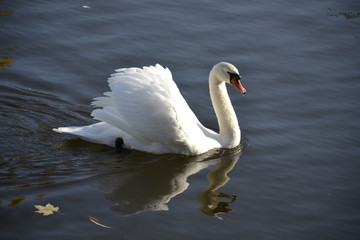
53,62,246,155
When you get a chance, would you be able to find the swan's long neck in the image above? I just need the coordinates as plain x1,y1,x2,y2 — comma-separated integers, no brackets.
209,73,240,148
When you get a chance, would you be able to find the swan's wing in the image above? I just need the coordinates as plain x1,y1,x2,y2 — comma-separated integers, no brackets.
91,64,212,154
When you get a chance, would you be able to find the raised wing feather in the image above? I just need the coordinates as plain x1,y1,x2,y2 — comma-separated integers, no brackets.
91,64,206,154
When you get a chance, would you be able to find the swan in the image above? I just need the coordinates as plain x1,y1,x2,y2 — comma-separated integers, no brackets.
53,62,246,155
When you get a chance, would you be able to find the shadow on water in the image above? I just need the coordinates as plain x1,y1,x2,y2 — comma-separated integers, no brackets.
98,145,244,219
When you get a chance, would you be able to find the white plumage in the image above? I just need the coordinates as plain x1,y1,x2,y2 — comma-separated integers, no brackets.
53,62,246,155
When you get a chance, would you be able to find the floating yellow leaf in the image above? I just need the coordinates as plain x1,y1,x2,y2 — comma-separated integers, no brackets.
34,203,59,216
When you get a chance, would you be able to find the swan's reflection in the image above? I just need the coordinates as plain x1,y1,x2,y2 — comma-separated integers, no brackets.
100,147,242,217
198,150,239,219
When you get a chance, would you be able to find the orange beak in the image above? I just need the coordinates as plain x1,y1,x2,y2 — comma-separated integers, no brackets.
230,77,246,95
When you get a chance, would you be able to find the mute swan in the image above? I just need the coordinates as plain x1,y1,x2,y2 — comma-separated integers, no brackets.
53,62,246,155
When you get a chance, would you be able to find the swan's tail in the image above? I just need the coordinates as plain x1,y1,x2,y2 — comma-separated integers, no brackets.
53,122,122,147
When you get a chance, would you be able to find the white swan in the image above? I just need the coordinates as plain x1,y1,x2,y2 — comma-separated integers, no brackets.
53,62,246,155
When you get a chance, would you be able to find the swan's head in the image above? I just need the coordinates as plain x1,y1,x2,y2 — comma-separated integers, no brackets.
211,62,246,95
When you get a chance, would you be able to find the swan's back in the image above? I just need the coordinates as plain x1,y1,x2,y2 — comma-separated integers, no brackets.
90,64,220,154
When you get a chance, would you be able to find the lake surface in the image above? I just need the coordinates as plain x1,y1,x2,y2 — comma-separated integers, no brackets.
1,0,360,239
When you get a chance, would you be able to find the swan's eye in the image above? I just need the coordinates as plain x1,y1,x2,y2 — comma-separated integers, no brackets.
227,71,241,81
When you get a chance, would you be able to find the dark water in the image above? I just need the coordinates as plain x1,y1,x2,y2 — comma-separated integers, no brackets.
1,0,360,239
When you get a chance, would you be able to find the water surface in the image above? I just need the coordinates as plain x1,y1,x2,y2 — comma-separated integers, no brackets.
1,0,360,239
